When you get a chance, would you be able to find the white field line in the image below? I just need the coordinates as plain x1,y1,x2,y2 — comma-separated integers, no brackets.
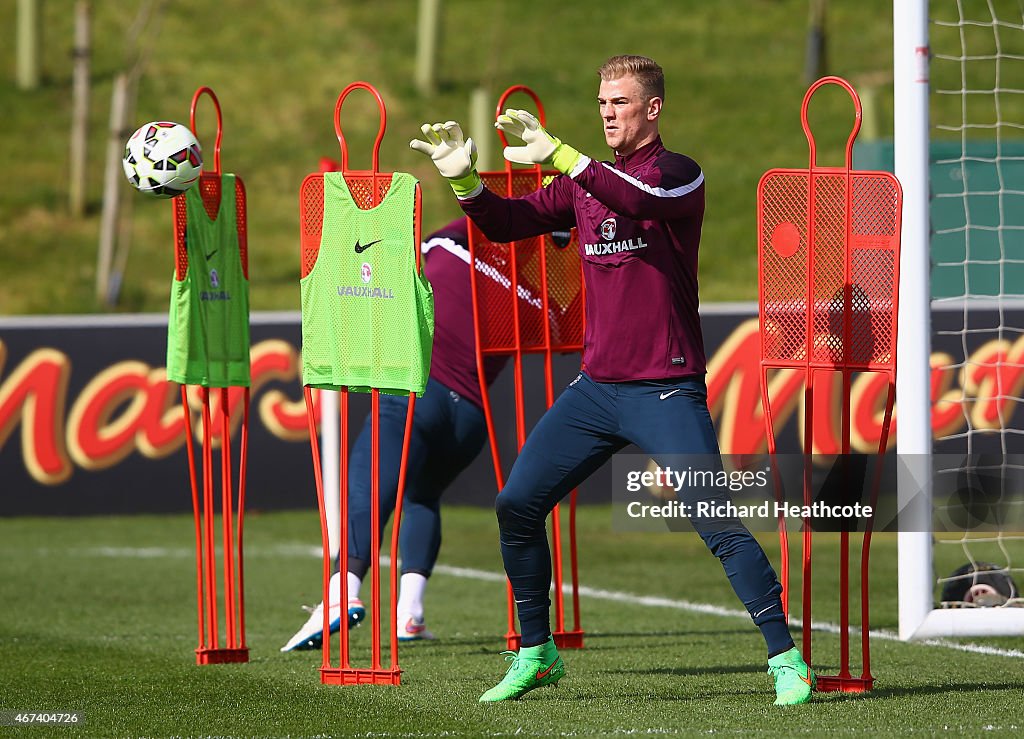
65,544,1024,660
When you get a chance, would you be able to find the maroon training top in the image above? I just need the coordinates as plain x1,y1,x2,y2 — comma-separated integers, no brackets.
422,217,507,408
459,136,707,382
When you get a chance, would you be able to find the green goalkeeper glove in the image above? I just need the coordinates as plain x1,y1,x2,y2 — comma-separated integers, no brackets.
495,109,583,175
409,121,482,197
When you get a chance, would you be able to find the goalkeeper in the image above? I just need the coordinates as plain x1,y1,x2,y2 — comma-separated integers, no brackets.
282,217,507,650
410,55,813,706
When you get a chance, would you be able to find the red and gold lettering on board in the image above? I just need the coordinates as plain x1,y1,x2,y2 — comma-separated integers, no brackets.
0,338,319,485
0,341,73,484
849,372,894,453
137,367,188,458
959,334,1024,432
67,361,152,470
2,323,1022,486
706,318,803,455
257,343,321,440
927,352,962,440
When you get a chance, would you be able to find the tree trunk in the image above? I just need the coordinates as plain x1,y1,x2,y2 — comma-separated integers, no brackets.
16,0,43,90
97,73,129,304
69,1,91,218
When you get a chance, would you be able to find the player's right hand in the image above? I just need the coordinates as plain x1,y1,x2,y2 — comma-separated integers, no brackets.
409,121,482,197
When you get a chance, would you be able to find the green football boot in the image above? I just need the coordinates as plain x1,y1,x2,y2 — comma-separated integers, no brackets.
479,637,566,702
767,647,816,705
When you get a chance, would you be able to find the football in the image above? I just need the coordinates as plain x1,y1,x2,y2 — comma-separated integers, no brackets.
122,121,202,199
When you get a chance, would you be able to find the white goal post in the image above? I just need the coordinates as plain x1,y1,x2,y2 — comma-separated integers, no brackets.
896,0,1024,640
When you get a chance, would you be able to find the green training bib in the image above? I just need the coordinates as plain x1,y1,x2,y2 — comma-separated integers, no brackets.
167,175,251,388
300,172,433,395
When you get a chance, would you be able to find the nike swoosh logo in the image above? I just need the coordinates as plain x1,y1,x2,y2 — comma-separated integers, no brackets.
404,619,424,634
354,239,381,254
659,389,682,400
536,658,560,680
205,249,217,260
798,670,814,687
753,605,777,618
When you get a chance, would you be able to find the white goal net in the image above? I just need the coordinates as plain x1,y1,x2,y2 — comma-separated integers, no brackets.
897,0,1024,639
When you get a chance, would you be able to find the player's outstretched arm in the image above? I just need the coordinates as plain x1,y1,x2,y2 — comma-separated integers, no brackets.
497,109,703,222
495,109,585,176
409,121,483,198
411,115,575,242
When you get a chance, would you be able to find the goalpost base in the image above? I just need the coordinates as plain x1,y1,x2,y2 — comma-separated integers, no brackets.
901,608,1024,641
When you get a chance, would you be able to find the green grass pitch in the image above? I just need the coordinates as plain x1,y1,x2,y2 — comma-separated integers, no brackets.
1,507,1022,737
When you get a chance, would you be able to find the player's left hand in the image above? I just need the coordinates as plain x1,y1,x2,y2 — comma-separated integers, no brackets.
495,109,583,175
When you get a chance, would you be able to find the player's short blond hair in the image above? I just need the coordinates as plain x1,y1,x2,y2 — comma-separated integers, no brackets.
598,55,665,102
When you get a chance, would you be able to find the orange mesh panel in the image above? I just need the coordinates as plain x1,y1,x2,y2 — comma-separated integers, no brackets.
811,174,847,365
344,174,392,208
469,170,584,355
849,174,901,366
539,229,584,349
300,175,323,279
850,249,896,365
299,173,393,278
759,172,809,362
759,169,900,370
235,176,248,279
197,174,222,220
173,195,189,280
